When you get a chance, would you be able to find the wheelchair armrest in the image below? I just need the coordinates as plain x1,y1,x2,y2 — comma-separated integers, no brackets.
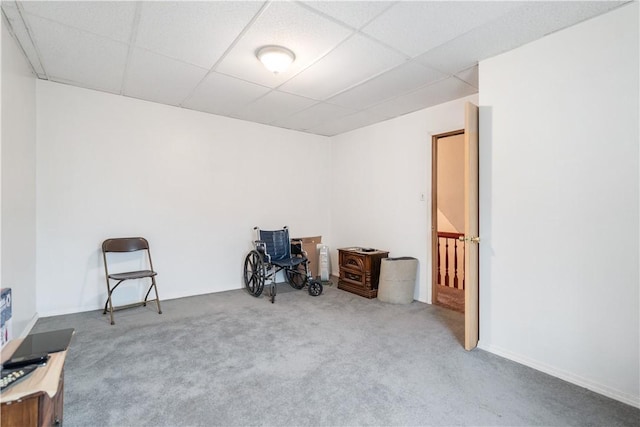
255,240,271,263
290,239,303,255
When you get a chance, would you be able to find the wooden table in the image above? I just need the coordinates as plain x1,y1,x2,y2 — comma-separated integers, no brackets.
1,339,67,427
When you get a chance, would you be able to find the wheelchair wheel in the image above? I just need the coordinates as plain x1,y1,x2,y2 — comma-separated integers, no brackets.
285,262,308,289
308,280,323,297
244,251,265,297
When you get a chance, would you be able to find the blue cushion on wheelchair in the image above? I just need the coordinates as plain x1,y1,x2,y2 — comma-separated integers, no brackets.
259,229,291,261
258,229,306,268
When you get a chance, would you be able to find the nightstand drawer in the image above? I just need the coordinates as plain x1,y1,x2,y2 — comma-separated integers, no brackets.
340,270,364,286
341,253,365,272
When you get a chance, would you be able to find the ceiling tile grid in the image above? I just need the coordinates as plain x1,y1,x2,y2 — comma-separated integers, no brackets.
1,0,630,136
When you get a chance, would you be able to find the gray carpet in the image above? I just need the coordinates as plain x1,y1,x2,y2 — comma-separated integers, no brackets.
32,285,639,427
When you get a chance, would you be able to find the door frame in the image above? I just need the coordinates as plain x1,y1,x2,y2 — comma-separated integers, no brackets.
431,129,464,312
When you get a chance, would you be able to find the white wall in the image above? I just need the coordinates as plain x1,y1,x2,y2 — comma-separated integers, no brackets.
36,81,331,316
329,94,478,303
479,2,639,407
1,19,38,337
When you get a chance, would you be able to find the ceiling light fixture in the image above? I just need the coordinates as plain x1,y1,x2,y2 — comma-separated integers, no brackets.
256,45,295,74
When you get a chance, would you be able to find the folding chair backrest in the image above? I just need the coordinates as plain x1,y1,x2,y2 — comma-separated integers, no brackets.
259,229,291,262
103,237,149,253
102,237,155,276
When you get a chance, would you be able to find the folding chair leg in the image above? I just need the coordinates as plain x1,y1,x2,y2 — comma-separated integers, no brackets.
103,279,127,325
143,277,162,315
103,286,116,325
154,283,162,315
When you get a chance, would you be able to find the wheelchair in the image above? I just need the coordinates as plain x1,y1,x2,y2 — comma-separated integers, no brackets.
243,226,323,303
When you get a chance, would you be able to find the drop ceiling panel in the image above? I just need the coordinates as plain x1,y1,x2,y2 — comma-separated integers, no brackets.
124,48,209,107
414,24,512,75
507,1,624,36
1,2,46,77
26,14,128,93
183,72,271,116
415,1,622,76
367,77,478,119
135,1,263,69
215,1,353,88
455,66,479,89
307,109,391,137
271,102,356,132
302,1,394,29
362,1,525,57
327,61,447,110
279,33,407,100
232,90,318,125
21,0,136,43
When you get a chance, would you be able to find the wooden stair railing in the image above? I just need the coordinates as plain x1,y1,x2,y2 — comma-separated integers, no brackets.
437,232,465,290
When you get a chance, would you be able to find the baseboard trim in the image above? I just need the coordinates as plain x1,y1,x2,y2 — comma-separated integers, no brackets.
478,342,640,409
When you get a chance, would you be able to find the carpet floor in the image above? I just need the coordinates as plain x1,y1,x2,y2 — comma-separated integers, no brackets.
31,284,639,426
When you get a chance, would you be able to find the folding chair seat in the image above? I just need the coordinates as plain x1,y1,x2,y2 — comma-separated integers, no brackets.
102,237,162,325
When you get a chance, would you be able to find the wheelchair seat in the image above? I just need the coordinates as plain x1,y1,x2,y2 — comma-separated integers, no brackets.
271,257,305,268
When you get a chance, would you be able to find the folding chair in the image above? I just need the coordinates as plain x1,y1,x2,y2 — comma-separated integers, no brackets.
102,237,162,325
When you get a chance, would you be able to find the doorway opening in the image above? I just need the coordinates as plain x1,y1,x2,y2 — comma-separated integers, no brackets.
431,130,465,313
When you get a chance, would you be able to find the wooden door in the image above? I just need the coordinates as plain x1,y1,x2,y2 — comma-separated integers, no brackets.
463,102,479,351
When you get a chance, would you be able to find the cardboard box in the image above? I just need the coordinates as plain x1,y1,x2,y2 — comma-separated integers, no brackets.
294,236,322,278
1,288,13,349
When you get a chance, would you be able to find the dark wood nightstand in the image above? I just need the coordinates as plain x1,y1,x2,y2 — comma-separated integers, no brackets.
337,247,389,298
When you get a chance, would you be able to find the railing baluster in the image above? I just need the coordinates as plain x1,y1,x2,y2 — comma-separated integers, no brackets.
437,232,465,290
437,239,441,285
454,239,459,289
445,238,450,287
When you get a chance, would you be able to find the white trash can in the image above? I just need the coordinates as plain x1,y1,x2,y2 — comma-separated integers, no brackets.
377,257,418,304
